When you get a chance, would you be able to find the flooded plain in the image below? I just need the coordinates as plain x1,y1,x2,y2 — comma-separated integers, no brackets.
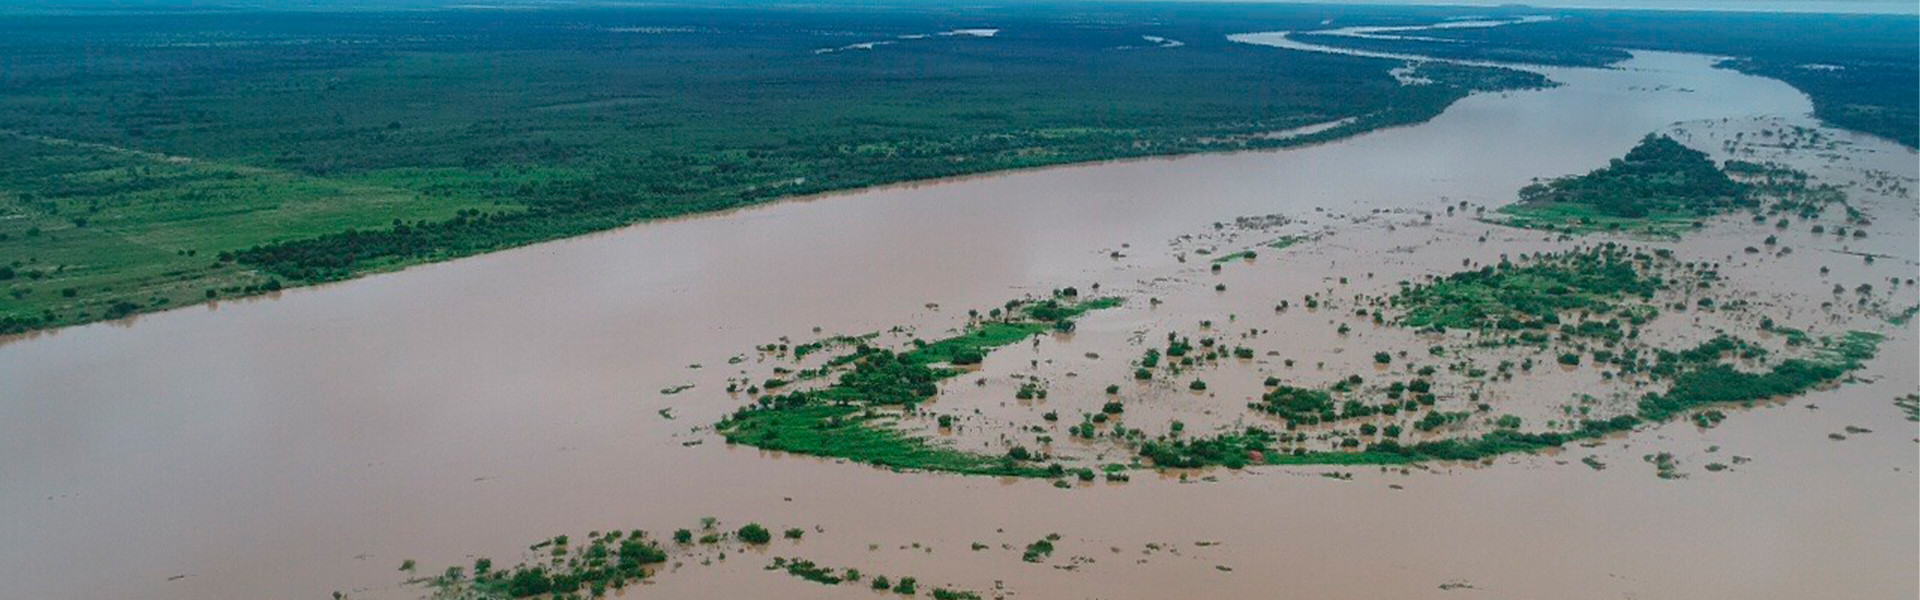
1,30,1916,600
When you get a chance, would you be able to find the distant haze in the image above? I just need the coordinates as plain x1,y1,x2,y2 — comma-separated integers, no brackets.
4,0,1918,15
1205,0,1918,15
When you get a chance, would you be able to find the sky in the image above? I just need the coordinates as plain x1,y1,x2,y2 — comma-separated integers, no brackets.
3,0,1915,15
1223,0,1917,15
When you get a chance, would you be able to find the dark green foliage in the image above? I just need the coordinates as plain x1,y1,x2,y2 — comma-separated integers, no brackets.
1267,333,1880,467
439,530,667,598
737,523,772,545
1505,135,1746,225
1139,427,1275,469
1022,534,1060,563
1393,245,1662,331
717,297,1119,476
1638,332,1879,422
1251,384,1336,424
770,557,842,585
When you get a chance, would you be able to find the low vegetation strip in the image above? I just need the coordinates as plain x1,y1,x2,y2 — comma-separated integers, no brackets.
717,294,1120,477
1161,331,1882,468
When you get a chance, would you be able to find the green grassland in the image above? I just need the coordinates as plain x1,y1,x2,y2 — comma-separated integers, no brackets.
0,4,1549,333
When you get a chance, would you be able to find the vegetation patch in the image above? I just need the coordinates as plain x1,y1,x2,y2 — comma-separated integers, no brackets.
717,294,1120,477
1391,244,1664,332
1237,333,1881,467
1494,135,1746,236
767,556,967,598
419,530,669,599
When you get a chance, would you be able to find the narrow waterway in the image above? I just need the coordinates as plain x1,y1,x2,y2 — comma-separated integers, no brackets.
1,25,1913,600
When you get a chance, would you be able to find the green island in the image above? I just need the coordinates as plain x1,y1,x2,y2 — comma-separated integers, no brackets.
0,4,1548,334
1245,330,1882,466
717,293,1123,477
1137,245,1884,468
1493,135,1749,235
1494,133,1856,237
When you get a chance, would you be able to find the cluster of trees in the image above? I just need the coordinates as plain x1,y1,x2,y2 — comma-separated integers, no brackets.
1137,427,1276,469
1394,244,1665,332
442,530,667,598
1514,135,1747,219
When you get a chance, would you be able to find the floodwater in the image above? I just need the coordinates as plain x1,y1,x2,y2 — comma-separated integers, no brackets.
2,24,1916,600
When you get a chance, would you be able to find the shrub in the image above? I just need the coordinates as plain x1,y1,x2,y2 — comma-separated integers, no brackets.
737,523,772,545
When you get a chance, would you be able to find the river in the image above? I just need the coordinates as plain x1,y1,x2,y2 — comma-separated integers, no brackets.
1,23,1915,600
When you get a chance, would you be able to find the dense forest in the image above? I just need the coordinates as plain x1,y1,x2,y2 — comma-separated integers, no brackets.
1514,134,1747,217
1297,10,1920,148
0,2,1546,333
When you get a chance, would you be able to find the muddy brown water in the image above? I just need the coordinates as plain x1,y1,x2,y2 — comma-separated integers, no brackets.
2,45,1916,600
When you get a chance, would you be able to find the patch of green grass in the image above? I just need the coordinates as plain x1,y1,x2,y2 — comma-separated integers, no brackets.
905,322,1053,366
720,404,1044,476
1265,235,1310,250
0,133,518,332
718,295,1118,477
1211,249,1257,263
905,297,1120,365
